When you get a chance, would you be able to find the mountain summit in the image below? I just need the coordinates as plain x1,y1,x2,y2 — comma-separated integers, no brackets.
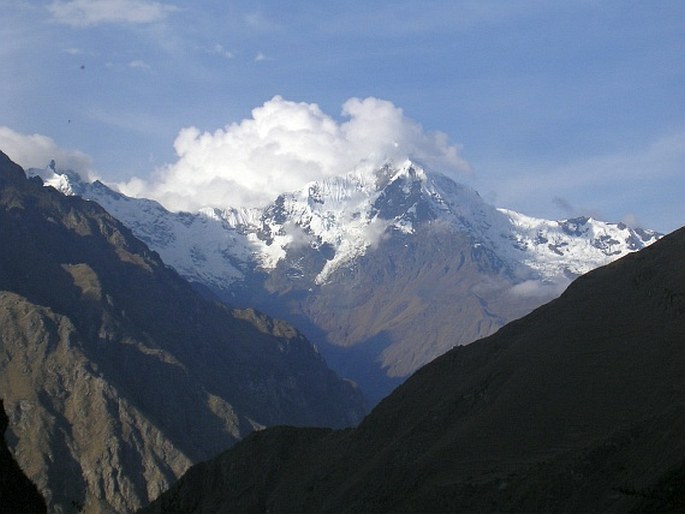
32,160,660,403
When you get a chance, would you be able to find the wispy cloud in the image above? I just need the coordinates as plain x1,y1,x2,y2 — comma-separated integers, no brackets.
475,129,685,230
244,11,280,32
621,213,642,229
48,0,178,27
64,47,86,55
502,131,685,197
0,126,94,179
254,51,268,62
128,59,151,70
314,1,551,38
209,44,234,60
507,277,571,299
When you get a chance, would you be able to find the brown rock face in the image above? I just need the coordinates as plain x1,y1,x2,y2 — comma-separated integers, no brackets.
0,151,365,512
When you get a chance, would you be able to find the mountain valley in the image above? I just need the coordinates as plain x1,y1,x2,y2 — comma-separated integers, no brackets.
32,160,661,404
0,149,677,513
144,224,685,513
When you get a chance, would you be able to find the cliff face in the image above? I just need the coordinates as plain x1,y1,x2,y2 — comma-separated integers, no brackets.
0,151,365,513
144,226,685,513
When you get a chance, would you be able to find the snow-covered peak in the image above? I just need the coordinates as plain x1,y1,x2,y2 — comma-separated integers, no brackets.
29,159,661,290
228,160,483,281
218,159,660,283
493,210,660,277
245,167,388,278
28,162,86,196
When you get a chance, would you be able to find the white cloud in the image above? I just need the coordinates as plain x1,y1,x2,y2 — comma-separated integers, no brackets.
244,11,279,32
507,278,571,299
0,126,94,179
48,0,177,27
254,51,268,62
128,59,151,70
282,222,312,251
210,44,234,59
120,96,471,212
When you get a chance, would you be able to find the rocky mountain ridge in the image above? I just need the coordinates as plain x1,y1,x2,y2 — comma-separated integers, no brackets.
0,151,365,513
33,160,659,288
31,160,660,403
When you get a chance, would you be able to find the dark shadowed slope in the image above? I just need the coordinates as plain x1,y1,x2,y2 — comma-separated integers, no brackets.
144,225,685,513
0,400,46,513
0,151,365,513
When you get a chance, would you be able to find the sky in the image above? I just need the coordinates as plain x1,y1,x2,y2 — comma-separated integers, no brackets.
1,0,683,233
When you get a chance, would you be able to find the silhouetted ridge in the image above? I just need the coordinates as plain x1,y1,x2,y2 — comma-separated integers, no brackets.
0,151,26,187
143,226,685,513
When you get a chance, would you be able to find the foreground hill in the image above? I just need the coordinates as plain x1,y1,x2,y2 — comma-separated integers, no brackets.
144,225,685,513
33,161,660,403
0,151,365,513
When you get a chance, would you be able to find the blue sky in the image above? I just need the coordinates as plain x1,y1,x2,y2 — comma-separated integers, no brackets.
1,0,683,233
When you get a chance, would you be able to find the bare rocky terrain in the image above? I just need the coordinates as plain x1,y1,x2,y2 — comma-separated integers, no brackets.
0,151,365,513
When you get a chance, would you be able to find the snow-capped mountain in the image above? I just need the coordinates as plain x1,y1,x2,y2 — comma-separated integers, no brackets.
33,160,657,287
30,160,660,403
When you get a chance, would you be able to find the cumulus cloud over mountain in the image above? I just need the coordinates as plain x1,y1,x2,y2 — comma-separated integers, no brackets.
120,96,471,212
0,126,94,180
